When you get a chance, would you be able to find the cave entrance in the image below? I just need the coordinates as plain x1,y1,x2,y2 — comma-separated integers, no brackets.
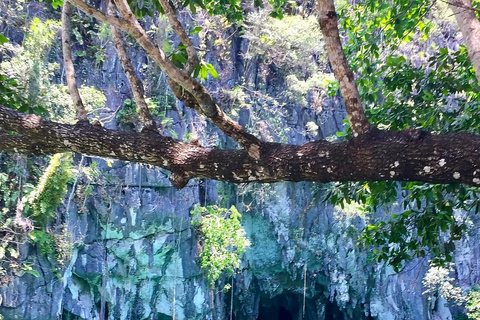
257,293,300,320
325,299,344,320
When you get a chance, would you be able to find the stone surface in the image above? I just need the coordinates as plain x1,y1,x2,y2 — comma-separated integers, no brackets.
0,4,478,320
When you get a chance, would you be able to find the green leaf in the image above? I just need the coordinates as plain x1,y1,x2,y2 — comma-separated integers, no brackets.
26,269,40,277
200,64,208,80
0,34,8,44
163,40,172,53
206,63,219,78
193,65,201,78
189,27,202,34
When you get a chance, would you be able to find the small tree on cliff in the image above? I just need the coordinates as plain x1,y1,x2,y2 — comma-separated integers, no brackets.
1,0,480,269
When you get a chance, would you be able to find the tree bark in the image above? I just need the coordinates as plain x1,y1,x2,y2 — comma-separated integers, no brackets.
316,0,371,135
61,0,88,121
450,0,480,83
2,105,480,187
107,0,157,131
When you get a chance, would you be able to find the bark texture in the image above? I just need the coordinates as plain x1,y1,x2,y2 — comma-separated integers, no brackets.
450,0,480,83
2,105,480,187
316,0,371,135
107,0,157,131
61,1,88,121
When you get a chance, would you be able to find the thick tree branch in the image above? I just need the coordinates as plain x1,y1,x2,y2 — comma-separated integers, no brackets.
107,0,157,131
158,0,199,75
316,0,371,135
62,0,88,122
450,0,480,83
2,105,480,187
69,0,262,158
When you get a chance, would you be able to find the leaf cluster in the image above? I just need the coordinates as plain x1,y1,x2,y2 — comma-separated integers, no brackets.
191,205,250,287
320,0,480,271
125,0,288,21
27,153,74,227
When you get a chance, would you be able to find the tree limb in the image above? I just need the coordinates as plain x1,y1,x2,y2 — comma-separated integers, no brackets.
61,0,88,122
2,105,480,187
107,0,157,131
450,0,480,83
158,0,200,75
67,0,124,27
316,0,371,135
69,0,262,158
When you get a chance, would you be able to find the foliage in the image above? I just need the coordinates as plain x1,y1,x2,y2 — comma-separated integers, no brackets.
27,153,74,227
29,230,55,256
0,75,31,113
116,98,140,125
125,0,288,21
0,17,59,115
0,153,38,285
466,286,480,319
0,18,105,120
318,1,480,270
15,0,480,278
39,0,63,9
243,13,324,76
325,180,478,271
162,33,219,79
0,151,79,282
70,15,112,67
422,262,464,305
191,205,250,287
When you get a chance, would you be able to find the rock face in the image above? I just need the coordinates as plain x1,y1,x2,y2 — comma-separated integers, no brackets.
0,4,478,320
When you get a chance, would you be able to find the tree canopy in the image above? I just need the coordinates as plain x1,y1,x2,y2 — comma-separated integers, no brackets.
2,0,480,270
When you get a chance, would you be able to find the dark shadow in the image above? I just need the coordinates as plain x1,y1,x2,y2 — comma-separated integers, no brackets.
258,302,279,320
257,293,299,320
325,299,344,320
278,306,293,320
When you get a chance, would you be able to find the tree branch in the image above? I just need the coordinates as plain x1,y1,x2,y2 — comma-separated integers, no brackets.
2,105,480,187
441,0,480,13
316,0,371,135
61,0,88,122
107,0,157,131
70,0,262,158
158,0,199,75
450,0,480,83
167,78,262,158
67,0,124,27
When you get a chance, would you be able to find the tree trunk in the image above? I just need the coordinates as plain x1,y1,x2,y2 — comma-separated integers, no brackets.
451,0,480,82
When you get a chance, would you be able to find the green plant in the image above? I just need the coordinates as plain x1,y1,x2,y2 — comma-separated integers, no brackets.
466,286,480,319
422,262,464,305
319,0,480,271
29,230,55,255
116,98,139,125
27,153,74,227
243,13,324,76
0,17,105,120
191,205,250,287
